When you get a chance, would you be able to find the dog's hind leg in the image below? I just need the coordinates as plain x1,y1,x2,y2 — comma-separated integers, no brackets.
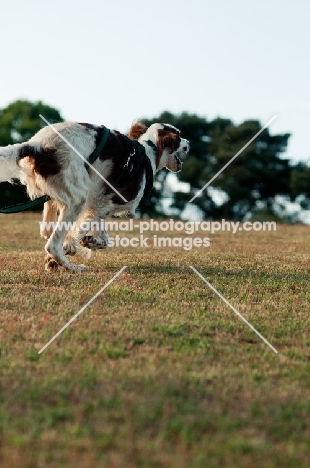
40,199,58,239
44,197,87,272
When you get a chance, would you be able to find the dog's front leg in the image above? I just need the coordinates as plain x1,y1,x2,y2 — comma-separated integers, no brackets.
80,217,110,250
65,209,110,253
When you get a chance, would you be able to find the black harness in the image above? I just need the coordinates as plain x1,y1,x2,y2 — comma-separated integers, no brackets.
0,128,154,214
112,137,154,198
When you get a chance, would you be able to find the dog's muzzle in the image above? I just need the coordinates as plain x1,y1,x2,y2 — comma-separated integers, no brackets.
180,139,190,154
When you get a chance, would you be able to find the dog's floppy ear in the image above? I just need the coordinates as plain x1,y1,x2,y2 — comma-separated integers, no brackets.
156,129,181,160
128,120,148,140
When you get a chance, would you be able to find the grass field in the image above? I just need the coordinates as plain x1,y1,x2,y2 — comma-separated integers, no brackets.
0,213,310,468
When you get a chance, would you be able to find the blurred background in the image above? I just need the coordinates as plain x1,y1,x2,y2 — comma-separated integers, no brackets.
1,0,309,222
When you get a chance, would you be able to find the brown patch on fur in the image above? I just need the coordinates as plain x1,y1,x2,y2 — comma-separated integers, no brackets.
156,129,181,164
128,121,148,140
17,145,60,178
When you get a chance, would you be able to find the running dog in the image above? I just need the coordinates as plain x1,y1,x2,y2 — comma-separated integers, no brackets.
0,120,189,271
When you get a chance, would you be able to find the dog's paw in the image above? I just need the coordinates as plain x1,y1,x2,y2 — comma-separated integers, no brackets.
46,256,88,273
80,235,109,250
45,255,59,272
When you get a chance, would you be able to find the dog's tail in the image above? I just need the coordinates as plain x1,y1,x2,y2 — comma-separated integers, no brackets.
16,144,59,179
1,142,60,181
0,144,22,182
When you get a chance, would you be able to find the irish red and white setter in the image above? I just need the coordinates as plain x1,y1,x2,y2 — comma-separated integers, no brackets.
0,120,189,271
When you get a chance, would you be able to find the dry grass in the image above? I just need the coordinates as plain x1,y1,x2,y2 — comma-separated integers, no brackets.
0,213,310,467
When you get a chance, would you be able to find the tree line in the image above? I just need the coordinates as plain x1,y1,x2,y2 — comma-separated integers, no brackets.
0,100,309,221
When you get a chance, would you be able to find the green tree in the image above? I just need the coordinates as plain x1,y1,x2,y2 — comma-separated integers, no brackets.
290,162,310,206
0,100,63,208
0,100,62,146
198,118,291,220
287,162,310,221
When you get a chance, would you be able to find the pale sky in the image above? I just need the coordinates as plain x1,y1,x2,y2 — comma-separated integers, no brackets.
1,0,309,162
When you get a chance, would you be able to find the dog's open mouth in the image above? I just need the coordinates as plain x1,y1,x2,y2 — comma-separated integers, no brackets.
175,154,182,171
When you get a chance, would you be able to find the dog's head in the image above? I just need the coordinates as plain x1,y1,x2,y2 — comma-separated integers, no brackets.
129,121,189,173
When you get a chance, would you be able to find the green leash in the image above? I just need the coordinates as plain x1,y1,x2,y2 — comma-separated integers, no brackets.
0,127,111,214
0,193,50,214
